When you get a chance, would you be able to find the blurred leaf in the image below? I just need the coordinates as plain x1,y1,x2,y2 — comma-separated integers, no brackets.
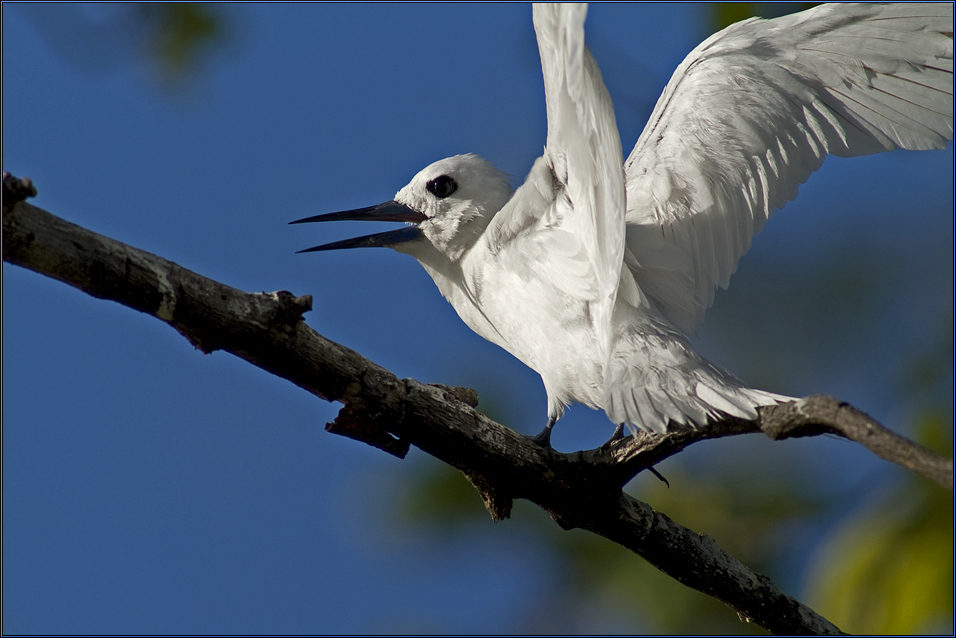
401,460,488,527
806,417,954,634
14,3,228,86
138,4,223,83
711,3,820,32
713,3,757,31
397,457,828,634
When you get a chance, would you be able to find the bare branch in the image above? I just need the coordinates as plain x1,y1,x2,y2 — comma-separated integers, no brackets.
588,398,953,490
7,172,950,634
760,397,954,489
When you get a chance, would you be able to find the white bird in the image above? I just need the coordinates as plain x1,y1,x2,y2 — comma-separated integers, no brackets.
293,3,954,444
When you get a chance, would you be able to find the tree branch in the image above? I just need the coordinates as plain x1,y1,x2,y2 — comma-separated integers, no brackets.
588,397,953,490
5,172,951,634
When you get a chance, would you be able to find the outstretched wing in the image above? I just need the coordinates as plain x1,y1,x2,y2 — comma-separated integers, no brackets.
486,4,626,362
489,3,625,363
624,3,954,335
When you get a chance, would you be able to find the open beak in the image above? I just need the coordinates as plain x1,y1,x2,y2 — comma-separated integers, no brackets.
290,201,427,253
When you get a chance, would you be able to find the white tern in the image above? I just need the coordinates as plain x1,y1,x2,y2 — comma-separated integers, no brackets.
293,3,954,444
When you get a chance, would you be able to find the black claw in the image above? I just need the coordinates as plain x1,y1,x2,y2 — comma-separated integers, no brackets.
647,466,670,487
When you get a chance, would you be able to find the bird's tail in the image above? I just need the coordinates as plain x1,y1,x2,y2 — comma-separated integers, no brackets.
603,322,795,435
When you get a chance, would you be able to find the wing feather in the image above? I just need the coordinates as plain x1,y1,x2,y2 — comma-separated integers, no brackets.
489,4,627,362
624,3,954,334
533,4,625,357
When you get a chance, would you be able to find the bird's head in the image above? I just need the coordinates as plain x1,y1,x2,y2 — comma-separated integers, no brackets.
292,154,513,263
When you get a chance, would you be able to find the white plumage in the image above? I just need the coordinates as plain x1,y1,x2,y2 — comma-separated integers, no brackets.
294,3,954,440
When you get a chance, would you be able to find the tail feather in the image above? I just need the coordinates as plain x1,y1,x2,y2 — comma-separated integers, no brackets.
605,320,795,434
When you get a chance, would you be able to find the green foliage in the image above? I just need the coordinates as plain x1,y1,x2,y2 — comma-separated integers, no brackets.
138,4,224,83
399,455,828,633
711,4,820,32
807,415,954,634
14,3,227,86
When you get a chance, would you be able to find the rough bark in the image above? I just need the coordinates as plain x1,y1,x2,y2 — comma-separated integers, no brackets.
5,173,952,634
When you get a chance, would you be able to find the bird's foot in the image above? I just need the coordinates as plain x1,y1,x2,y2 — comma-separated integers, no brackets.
529,426,553,448
597,423,629,448
528,418,556,449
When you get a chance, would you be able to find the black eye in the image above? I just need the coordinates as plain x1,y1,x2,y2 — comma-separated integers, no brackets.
426,175,458,199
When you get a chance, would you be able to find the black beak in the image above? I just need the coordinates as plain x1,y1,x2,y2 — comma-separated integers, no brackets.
290,200,427,253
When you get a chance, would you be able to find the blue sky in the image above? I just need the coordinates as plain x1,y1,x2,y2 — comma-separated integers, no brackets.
3,4,953,634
